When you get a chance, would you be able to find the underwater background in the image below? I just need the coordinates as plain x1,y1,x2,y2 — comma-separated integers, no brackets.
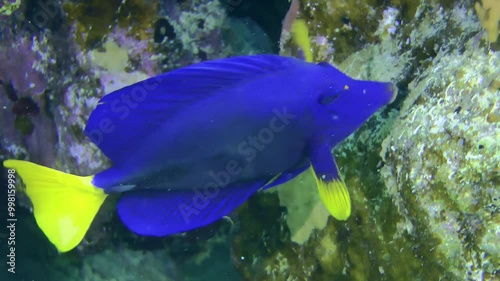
0,0,498,280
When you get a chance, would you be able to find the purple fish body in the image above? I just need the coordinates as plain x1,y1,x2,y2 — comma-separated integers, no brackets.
82,55,396,236
2,54,397,253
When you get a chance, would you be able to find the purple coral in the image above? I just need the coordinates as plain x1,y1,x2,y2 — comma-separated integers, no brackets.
0,36,47,97
0,30,58,167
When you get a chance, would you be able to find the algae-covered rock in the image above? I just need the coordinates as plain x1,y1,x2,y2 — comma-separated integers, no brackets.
380,37,500,280
62,0,160,49
234,173,455,280
289,0,475,63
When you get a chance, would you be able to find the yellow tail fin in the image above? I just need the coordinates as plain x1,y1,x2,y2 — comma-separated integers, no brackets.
3,159,108,252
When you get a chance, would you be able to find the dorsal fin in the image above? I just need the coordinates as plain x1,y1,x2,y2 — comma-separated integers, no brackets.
84,55,303,163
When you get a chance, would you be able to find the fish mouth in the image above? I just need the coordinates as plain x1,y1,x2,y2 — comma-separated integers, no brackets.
387,83,398,103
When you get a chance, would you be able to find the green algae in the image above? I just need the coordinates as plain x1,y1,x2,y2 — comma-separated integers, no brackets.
62,0,159,49
299,0,382,62
295,0,473,63
234,169,455,280
0,0,21,16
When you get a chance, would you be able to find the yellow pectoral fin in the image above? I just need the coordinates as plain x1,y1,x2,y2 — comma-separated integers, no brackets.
3,160,108,252
314,174,351,221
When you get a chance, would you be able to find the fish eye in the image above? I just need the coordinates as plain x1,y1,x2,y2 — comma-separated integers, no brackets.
318,91,340,105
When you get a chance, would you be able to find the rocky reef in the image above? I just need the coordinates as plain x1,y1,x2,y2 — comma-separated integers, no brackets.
0,0,498,280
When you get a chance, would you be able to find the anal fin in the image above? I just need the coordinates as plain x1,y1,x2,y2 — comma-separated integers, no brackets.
117,180,269,236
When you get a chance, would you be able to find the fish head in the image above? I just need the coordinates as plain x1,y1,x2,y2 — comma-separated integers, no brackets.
315,65,397,143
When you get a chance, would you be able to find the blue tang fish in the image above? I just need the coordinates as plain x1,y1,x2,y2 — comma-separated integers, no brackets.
4,55,396,252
